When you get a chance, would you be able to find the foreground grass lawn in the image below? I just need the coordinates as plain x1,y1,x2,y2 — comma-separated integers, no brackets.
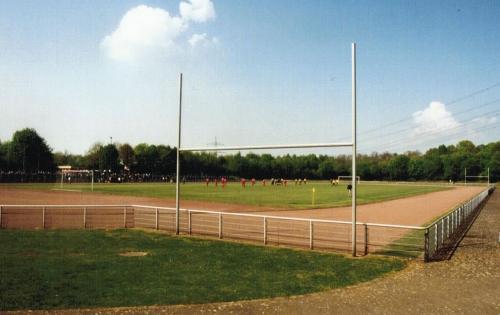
4,181,448,208
0,229,405,311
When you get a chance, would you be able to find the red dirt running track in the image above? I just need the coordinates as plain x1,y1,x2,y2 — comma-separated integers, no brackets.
0,185,485,226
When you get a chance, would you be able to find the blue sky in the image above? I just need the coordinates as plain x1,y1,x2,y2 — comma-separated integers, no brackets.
1,0,499,155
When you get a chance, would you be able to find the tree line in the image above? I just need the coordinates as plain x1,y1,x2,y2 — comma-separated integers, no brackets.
0,128,498,182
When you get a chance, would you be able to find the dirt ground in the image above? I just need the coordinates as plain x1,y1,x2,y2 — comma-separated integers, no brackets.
4,189,497,315
0,185,485,225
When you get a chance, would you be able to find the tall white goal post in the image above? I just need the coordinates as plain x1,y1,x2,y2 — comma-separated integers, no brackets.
175,43,358,256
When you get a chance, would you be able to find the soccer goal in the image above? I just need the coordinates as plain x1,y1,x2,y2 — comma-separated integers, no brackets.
56,167,94,191
337,175,361,184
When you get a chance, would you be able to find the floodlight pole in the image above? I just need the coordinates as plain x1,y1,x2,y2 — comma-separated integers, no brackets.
487,167,490,185
176,73,183,235
351,42,357,257
465,168,467,185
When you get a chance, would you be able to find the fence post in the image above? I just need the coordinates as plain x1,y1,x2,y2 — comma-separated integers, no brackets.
263,217,267,245
219,213,222,239
455,209,459,230
155,208,159,230
188,210,192,235
123,207,127,228
450,214,453,234
454,211,457,232
83,207,87,229
440,218,444,246
455,210,458,230
42,207,46,229
309,220,313,249
435,223,438,250
424,228,429,262
364,224,368,255
446,215,450,239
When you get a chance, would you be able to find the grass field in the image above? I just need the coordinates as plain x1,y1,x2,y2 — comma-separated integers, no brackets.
0,229,405,311
4,181,449,209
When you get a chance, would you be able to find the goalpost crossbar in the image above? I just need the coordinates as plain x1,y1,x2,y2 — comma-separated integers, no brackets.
180,142,353,152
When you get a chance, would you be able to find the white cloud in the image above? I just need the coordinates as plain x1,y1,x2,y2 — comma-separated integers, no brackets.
101,1,216,61
412,101,460,135
180,0,216,23
471,116,497,125
101,5,184,61
188,33,219,47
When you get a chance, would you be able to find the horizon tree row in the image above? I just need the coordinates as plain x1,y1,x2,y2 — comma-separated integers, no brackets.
0,128,498,182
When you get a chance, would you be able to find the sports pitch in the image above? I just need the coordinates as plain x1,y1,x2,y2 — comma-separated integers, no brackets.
6,181,450,209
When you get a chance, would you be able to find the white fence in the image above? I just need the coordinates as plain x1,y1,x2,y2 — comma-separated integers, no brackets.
424,185,495,261
0,186,494,260
0,204,423,257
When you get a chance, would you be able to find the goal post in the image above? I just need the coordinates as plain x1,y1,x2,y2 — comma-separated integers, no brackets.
337,176,361,184
464,167,490,186
57,168,94,191
175,43,359,256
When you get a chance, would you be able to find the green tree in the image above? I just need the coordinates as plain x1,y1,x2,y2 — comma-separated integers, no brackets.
7,128,54,172
317,157,336,179
487,151,500,182
156,145,176,174
456,140,476,154
387,155,410,180
134,144,158,173
408,157,425,180
0,140,8,170
53,151,85,168
99,144,120,172
118,143,135,170
84,143,104,170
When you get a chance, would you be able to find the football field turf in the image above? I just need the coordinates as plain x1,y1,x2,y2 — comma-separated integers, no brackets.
5,181,449,209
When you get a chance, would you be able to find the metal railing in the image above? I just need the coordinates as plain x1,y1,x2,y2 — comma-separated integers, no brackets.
0,204,424,257
0,186,494,260
424,185,495,261
0,205,132,230
132,204,425,255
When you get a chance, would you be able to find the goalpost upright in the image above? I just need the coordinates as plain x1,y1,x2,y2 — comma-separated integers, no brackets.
175,43,358,255
351,42,357,257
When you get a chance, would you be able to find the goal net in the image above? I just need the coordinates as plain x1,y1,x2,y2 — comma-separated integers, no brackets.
56,169,94,191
